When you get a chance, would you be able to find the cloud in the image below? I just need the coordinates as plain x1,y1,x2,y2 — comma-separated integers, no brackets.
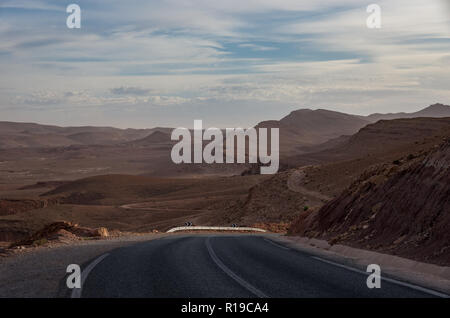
110,86,152,96
0,0,62,11
15,38,66,50
238,43,278,51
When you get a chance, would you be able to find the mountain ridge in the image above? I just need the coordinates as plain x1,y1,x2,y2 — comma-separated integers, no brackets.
1,103,448,150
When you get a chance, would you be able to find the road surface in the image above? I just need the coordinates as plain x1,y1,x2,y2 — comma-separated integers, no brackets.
79,235,442,298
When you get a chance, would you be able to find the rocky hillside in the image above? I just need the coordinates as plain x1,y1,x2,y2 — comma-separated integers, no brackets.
8,221,109,248
289,137,450,265
283,117,450,168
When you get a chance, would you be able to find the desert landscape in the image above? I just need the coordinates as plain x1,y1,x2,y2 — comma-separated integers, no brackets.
1,103,449,266
3,0,450,303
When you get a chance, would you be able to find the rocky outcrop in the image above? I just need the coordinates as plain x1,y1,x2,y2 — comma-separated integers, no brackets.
289,138,450,265
9,221,109,248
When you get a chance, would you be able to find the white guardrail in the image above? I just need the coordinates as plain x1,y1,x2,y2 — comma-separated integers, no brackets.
166,226,267,233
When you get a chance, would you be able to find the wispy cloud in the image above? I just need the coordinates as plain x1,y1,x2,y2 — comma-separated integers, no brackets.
110,86,152,96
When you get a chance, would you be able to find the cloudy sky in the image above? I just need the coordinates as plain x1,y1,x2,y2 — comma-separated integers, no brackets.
0,0,449,128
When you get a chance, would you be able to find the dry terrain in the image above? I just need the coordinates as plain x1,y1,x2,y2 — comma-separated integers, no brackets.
289,137,450,266
0,103,449,266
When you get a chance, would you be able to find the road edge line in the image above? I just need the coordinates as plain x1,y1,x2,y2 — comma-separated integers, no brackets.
205,237,268,298
263,238,290,250
311,256,449,298
71,253,110,298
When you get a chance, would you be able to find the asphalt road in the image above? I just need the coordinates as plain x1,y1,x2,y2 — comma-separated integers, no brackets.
80,235,441,298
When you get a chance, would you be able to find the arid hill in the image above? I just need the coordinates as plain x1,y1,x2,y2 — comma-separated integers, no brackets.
0,198,59,216
288,137,450,266
366,103,450,122
256,109,370,156
284,117,450,167
228,117,450,235
124,130,172,146
42,174,200,204
0,121,171,148
66,131,134,145
253,104,450,157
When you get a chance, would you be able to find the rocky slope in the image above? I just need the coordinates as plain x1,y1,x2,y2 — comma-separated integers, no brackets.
289,137,450,265
219,170,325,227
8,221,110,248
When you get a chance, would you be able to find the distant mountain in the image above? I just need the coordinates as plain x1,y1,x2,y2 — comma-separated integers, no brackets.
256,109,370,156
337,117,450,156
366,103,450,122
125,130,172,146
0,133,79,148
1,103,448,150
0,122,169,148
284,116,450,167
67,131,133,145
254,103,450,157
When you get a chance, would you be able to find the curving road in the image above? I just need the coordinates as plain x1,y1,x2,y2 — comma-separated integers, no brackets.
79,235,442,298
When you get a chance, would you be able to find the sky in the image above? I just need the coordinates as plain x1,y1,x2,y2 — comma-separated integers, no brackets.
0,0,449,128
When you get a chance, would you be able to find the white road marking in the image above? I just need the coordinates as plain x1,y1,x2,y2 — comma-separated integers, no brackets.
311,256,449,298
71,253,109,298
263,238,290,250
205,237,268,298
